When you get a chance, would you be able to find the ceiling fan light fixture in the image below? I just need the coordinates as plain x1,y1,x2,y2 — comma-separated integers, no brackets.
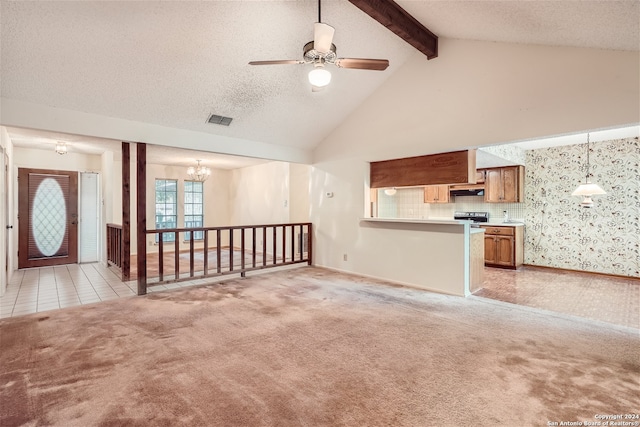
308,65,331,87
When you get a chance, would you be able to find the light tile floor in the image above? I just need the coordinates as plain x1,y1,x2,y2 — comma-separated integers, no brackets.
0,263,220,319
475,266,639,330
0,263,138,318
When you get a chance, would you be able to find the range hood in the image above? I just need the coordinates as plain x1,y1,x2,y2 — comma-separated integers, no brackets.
449,183,485,197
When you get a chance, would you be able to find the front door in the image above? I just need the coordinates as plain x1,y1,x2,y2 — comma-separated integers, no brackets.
18,168,78,268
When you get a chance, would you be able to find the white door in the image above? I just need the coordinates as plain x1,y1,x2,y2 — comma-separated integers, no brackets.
79,172,100,263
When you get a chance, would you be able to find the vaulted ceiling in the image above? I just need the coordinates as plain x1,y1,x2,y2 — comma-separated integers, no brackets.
1,0,638,163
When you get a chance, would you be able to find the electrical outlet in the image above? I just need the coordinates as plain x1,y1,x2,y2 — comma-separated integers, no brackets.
343,254,348,261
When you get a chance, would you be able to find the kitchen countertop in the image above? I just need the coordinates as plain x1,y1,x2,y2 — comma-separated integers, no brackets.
363,217,525,227
360,217,465,225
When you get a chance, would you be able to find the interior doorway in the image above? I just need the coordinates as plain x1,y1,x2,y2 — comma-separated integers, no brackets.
18,168,79,268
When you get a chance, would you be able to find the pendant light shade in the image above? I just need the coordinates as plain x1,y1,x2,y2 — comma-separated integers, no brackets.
572,133,606,208
384,187,397,196
308,66,331,87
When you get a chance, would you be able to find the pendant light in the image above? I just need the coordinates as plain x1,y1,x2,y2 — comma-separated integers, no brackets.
571,133,606,208
384,187,397,196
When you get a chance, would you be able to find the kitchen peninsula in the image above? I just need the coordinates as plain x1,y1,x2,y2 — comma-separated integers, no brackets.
359,218,484,297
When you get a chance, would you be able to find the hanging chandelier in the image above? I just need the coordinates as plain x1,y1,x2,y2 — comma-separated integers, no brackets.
571,133,606,208
187,160,211,182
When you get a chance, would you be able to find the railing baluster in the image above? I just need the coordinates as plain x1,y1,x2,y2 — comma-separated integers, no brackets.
282,225,286,263
203,230,209,276
158,232,164,282
240,228,245,273
290,225,295,262
262,227,267,267
216,229,221,274
174,232,180,281
252,227,256,268
229,229,234,271
189,232,195,277
299,224,303,261
272,227,277,265
307,224,312,266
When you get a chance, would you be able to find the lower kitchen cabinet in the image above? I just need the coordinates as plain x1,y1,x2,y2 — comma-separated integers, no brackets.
481,225,524,269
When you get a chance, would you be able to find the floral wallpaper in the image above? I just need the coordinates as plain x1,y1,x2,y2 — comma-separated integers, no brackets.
524,137,639,278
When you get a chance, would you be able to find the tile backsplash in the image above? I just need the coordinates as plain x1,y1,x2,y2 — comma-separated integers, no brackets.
376,189,525,222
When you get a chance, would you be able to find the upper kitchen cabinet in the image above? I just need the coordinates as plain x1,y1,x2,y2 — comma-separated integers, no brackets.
423,185,450,203
484,166,524,203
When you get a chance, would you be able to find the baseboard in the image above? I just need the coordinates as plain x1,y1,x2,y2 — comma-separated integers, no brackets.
522,264,640,282
314,264,464,297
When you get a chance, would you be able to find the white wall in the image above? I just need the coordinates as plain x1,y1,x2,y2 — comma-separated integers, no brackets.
289,163,311,223
311,38,639,290
229,161,290,225
13,147,102,172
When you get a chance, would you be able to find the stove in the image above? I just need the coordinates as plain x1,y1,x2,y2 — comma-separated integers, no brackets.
454,211,489,223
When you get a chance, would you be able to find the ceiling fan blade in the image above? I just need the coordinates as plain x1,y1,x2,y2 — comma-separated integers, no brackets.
248,60,305,66
334,58,389,71
314,22,335,54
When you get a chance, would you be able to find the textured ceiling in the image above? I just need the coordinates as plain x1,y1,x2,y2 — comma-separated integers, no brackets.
1,0,638,164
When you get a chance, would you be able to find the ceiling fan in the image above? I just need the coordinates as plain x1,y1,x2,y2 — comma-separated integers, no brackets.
249,0,390,92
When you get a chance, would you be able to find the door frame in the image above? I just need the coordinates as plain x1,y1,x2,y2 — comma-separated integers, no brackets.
0,148,7,295
18,168,79,268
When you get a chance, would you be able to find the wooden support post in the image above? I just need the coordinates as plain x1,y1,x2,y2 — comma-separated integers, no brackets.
122,142,131,280
136,143,147,295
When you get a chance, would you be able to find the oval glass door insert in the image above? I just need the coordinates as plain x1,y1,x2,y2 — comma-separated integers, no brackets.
32,178,67,256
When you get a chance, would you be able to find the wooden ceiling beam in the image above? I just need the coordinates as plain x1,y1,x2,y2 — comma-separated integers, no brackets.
348,0,438,59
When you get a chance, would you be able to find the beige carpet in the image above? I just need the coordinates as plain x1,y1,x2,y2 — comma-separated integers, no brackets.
1,267,638,426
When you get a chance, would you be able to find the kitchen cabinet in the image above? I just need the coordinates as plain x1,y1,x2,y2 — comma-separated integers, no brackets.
484,166,524,203
481,225,524,269
476,169,486,184
423,185,450,203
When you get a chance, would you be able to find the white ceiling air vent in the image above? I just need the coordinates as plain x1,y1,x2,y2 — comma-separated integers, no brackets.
207,114,233,126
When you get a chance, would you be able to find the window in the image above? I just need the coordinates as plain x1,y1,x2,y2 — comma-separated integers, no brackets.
184,181,204,240
155,179,177,242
